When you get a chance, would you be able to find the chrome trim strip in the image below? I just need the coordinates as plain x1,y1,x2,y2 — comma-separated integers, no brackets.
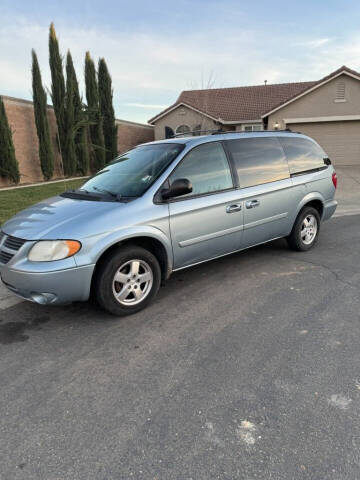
0,245,19,255
244,212,288,230
178,224,244,248
0,232,6,247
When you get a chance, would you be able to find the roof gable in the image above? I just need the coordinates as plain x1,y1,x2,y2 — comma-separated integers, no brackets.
262,65,360,117
148,102,220,124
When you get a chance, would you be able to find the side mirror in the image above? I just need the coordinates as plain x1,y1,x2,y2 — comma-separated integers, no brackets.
161,178,192,200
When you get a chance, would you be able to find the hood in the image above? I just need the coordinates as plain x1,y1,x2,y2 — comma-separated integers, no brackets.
2,195,124,240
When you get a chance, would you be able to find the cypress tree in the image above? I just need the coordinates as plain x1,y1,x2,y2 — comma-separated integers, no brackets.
65,51,89,175
85,51,105,172
0,97,20,184
76,127,90,176
49,23,66,158
64,62,77,176
98,58,118,163
31,49,54,180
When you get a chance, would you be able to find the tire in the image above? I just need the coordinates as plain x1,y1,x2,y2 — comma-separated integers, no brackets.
287,206,321,252
94,245,161,316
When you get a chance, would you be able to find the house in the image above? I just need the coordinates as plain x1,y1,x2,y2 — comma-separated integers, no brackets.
149,66,360,166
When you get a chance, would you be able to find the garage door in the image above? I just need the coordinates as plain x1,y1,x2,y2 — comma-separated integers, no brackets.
289,121,360,166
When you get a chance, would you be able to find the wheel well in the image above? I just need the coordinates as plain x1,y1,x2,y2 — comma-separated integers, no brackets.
92,236,170,288
304,199,324,218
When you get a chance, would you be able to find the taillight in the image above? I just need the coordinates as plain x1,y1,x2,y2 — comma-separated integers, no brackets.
332,172,338,189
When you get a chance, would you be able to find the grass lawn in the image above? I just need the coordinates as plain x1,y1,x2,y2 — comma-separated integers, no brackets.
0,178,86,226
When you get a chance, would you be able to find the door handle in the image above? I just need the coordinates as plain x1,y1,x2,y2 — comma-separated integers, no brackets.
226,204,242,213
246,199,260,209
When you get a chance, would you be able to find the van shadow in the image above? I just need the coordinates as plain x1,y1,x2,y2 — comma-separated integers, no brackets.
0,238,289,345
156,237,289,300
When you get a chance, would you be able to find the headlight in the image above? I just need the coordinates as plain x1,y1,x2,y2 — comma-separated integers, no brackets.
28,240,81,262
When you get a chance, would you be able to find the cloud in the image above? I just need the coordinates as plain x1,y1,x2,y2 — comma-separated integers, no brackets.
1,7,360,123
0,13,264,122
294,37,332,48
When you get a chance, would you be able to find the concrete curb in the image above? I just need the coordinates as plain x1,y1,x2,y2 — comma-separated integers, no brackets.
0,283,22,310
333,209,360,218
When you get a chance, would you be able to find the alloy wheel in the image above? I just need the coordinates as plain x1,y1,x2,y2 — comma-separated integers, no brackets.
112,259,153,306
301,214,318,245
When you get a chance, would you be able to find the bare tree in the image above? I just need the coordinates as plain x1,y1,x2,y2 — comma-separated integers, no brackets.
186,70,223,135
188,69,218,90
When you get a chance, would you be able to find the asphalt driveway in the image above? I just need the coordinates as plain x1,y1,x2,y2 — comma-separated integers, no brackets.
1,213,360,479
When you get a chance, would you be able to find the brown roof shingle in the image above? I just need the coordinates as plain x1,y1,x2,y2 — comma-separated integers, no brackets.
177,82,316,122
148,81,316,124
148,66,360,124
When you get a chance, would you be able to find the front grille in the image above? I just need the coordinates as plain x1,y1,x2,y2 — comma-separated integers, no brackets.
4,235,27,251
0,251,14,264
0,233,27,265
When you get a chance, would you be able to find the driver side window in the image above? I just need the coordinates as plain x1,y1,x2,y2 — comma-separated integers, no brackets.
169,142,233,198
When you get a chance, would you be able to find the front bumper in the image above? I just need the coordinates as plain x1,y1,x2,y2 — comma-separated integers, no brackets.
0,264,95,305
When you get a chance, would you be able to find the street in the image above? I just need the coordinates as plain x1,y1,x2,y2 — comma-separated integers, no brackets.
0,214,359,479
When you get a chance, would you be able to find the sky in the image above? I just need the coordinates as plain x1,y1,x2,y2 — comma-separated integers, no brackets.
1,0,360,123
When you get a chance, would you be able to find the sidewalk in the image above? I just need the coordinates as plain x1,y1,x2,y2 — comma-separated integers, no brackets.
0,282,22,310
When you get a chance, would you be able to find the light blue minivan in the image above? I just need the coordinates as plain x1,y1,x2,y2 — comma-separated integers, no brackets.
0,131,337,315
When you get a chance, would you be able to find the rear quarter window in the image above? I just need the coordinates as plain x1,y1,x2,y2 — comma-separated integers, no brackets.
226,137,289,188
279,137,326,175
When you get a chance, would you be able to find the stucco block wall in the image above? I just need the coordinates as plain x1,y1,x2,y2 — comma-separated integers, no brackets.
1,97,63,187
116,120,154,153
153,105,218,140
0,95,154,187
268,74,360,129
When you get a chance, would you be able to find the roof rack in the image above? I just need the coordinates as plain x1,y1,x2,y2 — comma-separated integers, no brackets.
173,127,296,138
173,129,219,137
211,128,295,135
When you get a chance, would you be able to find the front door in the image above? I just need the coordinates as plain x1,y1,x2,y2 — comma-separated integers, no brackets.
168,142,244,269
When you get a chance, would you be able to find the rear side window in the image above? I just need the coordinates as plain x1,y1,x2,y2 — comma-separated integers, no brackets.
279,137,326,175
226,137,289,188
169,142,233,197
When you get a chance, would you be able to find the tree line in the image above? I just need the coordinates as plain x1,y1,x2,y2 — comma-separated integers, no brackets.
0,22,117,184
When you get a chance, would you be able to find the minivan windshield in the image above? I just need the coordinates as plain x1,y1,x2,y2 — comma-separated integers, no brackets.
80,143,184,199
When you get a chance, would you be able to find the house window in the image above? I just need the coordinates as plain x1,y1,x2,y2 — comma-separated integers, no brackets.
243,124,263,132
165,126,174,139
175,124,191,136
193,124,202,136
335,81,346,102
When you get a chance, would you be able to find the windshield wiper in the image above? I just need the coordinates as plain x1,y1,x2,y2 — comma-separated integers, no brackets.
61,189,101,201
91,186,122,201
